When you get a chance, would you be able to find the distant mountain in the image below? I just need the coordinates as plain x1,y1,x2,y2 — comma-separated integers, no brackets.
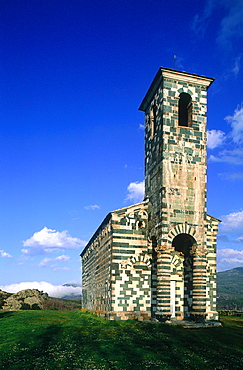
217,267,243,310
61,294,81,300
63,283,81,288
62,283,81,300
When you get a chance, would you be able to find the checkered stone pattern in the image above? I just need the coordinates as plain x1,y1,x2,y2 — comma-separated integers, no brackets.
81,68,220,322
110,203,152,319
205,214,219,320
140,68,220,320
81,202,151,320
142,69,211,246
112,255,151,314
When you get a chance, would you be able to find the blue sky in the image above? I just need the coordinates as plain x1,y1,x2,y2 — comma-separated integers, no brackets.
0,0,243,297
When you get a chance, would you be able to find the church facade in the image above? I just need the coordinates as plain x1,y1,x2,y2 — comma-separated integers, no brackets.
81,67,220,321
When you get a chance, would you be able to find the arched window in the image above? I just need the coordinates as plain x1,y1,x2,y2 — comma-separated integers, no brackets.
149,106,156,138
178,93,192,127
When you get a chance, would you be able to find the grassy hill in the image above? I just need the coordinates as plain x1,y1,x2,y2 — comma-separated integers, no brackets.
0,310,242,369
43,296,82,310
217,267,243,310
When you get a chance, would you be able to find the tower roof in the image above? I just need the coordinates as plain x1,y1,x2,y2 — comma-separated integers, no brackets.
139,67,214,112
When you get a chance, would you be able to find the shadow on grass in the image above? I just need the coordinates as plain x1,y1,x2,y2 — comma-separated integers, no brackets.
0,311,14,319
0,323,63,369
67,321,199,369
1,312,243,369
36,324,62,349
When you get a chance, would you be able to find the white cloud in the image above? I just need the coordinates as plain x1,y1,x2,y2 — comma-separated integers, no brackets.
126,180,145,202
217,1,243,46
38,254,70,268
0,249,12,258
217,247,243,271
209,148,243,165
232,54,242,77
207,104,243,163
38,257,52,267
22,227,86,256
235,236,243,244
193,1,243,46
52,266,70,271
218,172,243,180
192,0,216,37
139,123,145,130
207,129,226,149
220,210,243,232
218,248,243,257
225,104,243,144
55,254,70,262
84,204,100,210
0,281,81,298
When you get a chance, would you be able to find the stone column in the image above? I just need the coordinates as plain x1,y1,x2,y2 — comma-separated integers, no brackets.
191,252,207,322
155,247,171,321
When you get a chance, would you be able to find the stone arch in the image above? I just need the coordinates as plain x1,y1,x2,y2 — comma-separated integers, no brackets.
127,212,134,218
168,224,201,246
177,87,193,97
126,254,152,268
138,209,148,218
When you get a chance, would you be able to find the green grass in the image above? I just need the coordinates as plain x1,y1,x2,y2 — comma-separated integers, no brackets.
0,311,242,369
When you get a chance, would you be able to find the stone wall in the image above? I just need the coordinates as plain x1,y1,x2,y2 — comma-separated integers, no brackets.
81,214,113,312
81,202,151,319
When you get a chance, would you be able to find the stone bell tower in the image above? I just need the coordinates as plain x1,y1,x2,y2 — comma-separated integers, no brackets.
139,67,219,321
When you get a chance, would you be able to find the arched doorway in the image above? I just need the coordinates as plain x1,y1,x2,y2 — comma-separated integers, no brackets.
172,233,196,319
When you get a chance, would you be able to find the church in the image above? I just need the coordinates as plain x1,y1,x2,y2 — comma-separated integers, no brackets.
80,67,220,322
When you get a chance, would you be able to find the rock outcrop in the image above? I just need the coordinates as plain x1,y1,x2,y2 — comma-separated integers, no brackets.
0,289,48,310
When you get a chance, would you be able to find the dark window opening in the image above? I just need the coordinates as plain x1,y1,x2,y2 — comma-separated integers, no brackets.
179,93,192,127
172,233,196,256
150,106,156,138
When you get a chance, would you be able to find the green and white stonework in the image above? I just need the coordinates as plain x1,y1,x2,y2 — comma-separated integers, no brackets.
81,202,151,320
81,68,220,321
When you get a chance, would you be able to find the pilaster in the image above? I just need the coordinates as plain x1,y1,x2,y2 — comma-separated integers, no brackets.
191,252,207,321
155,246,171,319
